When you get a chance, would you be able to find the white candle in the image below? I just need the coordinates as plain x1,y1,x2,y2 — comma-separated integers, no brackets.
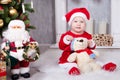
99,21,107,34
86,19,94,34
22,3,25,13
31,0,33,8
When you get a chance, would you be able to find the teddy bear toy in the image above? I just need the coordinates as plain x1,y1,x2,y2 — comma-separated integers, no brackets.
67,37,114,74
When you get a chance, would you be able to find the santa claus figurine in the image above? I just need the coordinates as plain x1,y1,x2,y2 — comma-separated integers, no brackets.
1,20,39,80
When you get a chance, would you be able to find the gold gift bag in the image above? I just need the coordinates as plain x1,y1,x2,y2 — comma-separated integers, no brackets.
0,61,6,80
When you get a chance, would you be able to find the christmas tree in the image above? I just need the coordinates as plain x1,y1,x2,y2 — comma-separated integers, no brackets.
0,0,35,37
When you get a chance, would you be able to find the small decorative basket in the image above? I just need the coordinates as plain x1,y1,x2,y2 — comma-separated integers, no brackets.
92,34,113,46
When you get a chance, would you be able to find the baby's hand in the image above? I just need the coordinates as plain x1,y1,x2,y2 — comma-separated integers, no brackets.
66,35,74,41
88,39,95,47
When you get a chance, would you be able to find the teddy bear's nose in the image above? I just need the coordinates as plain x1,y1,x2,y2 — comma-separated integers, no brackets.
79,39,83,42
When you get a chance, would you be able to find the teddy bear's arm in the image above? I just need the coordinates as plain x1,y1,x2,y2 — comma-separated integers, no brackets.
67,53,77,62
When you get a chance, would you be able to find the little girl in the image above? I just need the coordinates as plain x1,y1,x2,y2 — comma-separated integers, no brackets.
58,7,116,75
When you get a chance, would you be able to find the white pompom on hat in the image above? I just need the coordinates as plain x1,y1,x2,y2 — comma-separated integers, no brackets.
64,7,90,25
8,19,25,30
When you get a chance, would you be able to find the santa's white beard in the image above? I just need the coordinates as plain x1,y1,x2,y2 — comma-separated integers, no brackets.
3,29,30,42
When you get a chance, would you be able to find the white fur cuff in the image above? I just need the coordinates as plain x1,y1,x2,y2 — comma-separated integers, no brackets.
11,69,20,74
20,67,30,74
63,36,71,45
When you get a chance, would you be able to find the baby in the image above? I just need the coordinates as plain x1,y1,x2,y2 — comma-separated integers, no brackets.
58,7,117,75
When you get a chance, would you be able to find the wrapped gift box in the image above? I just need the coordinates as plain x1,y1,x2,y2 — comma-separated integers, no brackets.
0,61,6,80
92,34,113,46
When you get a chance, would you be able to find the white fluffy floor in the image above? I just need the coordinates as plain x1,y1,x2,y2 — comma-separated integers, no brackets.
8,48,120,80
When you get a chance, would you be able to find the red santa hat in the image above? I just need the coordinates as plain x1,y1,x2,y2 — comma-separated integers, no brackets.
8,20,25,30
63,7,90,25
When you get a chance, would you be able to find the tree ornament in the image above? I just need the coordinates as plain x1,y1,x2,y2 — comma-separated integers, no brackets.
0,5,4,14
17,0,21,3
0,19,4,28
0,0,12,4
20,13,27,20
9,7,18,16
24,20,30,27
0,5,3,10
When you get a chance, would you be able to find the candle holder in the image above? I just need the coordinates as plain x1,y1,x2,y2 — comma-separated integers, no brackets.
31,0,33,8
98,21,107,34
86,19,94,34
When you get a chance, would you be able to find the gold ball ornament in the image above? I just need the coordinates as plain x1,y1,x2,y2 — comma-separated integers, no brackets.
17,0,21,3
0,19,4,28
0,0,12,4
9,7,18,16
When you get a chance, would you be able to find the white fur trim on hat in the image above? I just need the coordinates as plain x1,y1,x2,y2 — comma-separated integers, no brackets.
63,35,71,45
8,20,25,30
68,12,87,26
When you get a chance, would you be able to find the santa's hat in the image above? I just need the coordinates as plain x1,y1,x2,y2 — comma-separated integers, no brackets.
8,20,25,30
63,8,90,25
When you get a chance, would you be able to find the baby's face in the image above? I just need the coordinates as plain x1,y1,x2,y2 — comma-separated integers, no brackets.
71,16,86,34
